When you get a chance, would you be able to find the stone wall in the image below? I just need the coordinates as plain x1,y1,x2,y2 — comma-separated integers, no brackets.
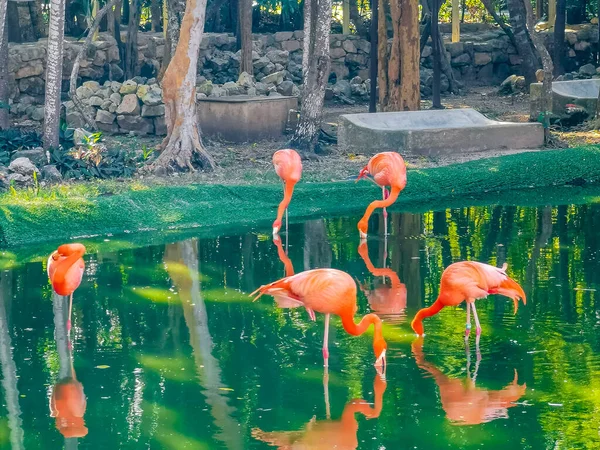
8,23,600,127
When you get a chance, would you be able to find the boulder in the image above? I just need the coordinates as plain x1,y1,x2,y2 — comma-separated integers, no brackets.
197,80,214,96
579,63,596,77
110,63,124,81
8,157,40,176
18,77,45,95
88,96,104,107
41,165,62,182
119,80,138,94
266,50,289,65
7,173,32,186
255,82,269,95
95,109,116,124
254,56,270,70
66,110,86,128
109,92,122,105
238,71,255,88
330,47,346,59
474,52,492,66
223,81,243,95
31,107,45,121
277,80,295,96
209,86,226,97
446,42,464,57
100,100,113,111
137,84,162,105
333,80,352,98
451,53,471,66
117,115,154,134
11,147,46,167
116,94,141,115
141,104,165,117
342,40,358,53
82,81,101,92
76,86,94,100
281,40,301,52
262,71,284,85
15,62,44,79
498,74,526,95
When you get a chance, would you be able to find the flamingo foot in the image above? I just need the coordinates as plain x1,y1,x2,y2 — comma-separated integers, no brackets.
306,308,316,322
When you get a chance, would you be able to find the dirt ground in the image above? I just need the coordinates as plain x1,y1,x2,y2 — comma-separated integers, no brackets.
102,85,599,185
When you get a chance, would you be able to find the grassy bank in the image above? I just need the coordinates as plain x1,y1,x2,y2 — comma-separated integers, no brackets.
2,146,600,257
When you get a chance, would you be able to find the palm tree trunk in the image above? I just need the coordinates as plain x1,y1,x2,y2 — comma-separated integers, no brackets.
43,0,66,150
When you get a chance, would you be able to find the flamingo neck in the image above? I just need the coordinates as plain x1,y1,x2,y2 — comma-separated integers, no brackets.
411,298,445,335
358,185,401,233
340,311,386,358
274,181,296,227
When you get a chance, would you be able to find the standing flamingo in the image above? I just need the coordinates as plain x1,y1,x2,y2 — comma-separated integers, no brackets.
48,244,86,334
356,152,407,238
411,261,526,339
272,149,302,235
251,268,387,369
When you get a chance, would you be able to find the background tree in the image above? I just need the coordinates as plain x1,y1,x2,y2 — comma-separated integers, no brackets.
507,0,542,84
43,0,67,150
554,0,567,75
0,0,9,130
150,0,215,172
125,0,141,79
161,0,186,75
378,0,420,111
238,0,253,75
288,0,332,153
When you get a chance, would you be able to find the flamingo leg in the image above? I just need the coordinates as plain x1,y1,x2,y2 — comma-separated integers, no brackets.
382,187,388,236
323,365,331,419
322,313,330,367
471,302,482,336
465,302,472,338
67,294,73,335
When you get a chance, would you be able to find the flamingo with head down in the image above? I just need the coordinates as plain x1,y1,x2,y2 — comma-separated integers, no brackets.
272,149,302,235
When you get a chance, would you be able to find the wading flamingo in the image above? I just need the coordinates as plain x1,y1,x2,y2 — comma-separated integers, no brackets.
357,241,407,319
272,149,302,235
252,373,386,449
48,244,86,334
356,152,407,238
411,261,526,339
412,338,526,425
251,268,387,369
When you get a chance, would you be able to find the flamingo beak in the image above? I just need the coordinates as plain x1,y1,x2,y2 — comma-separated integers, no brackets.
272,226,280,235
356,167,369,183
374,350,386,376
359,230,367,239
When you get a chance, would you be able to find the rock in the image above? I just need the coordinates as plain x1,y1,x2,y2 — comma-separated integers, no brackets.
8,157,39,176
238,71,255,88
117,115,154,134
325,87,334,100
119,80,138,94
330,47,346,59
262,62,276,75
420,68,433,87
350,76,363,86
451,53,471,66
268,91,283,97
96,88,111,99
41,165,62,182
88,96,104,107
351,83,368,97
509,54,523,65
73,128,93,145
474,52,492,66
446,42,464,57
575,41,591,52
196,92,207,100
138,84,162,105
262,71,284,85
95,109,116,124
0,166,8,191
15,62,44,79
141,104,165,117
209,56,229,72
342,40,358,53
82,81,101,92
421,46,432,58
66,110,86,128
333,79,352,98
266,50,289,65
579,63,596,77
110,63,124,80
116,94,141,115
110,81,122,93
7,173,32,186
197,80,214,96
154,116,167,135
101,100,113,111
11,147,46,166
31,107,45,121
131,76,147,85
254,56,270,70
223,81,243,95
274,63,285,72
255,82,269,95
281,40,301,52
76,86,94,100
209,86,226,97
275,31,294,41
247,87,257,96
18,77,45,95
277,80,295,96
498,74,526,95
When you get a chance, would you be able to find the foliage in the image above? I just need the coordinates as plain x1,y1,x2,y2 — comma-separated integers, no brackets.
49,144,140,180
0,129,43,165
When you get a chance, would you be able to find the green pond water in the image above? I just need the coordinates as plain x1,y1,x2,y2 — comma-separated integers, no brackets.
2,199,600,449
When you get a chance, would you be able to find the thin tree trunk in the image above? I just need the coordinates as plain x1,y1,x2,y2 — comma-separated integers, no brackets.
369,0,378,113
161,0,185,77
420,12,432,55
0,25,8,130
70,0,119,131
480,0,518,49
149,0,215,172
30,0,47,38
238,0,252,75
43,0,66,150
554,0,566,75
523,0,553,143
288,0,332,153
507,0,541,85
379,0,420,111
431,0,442,108
349,0,369,36
377,0,388,105
0,0,8,43
151,0,161,31
125,0,140,79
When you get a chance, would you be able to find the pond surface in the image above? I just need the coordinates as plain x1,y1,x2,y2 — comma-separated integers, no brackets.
1,199,600,449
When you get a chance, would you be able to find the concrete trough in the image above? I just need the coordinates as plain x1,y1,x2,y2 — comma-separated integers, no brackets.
197,95,298,143
530,79,600,120
338,108,544,156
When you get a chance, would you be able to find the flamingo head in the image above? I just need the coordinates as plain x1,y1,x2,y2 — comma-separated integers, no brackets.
355,166,369,183
358,220,368,238
411,316,425,336
272,220,282,235
374,337,387,369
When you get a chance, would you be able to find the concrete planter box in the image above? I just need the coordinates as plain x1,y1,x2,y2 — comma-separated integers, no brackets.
530,79,600,120
197,95,298,143
338,108,544,156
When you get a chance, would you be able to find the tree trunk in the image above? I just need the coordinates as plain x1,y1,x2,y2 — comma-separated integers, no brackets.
480,0,518,50
523,0,553,143
70,0,119,130
507,0,541,85
43,0,66,150
0,7,8,130
431,0,442,108
288,0,332,153
349,0,369,37
369,0,378,112
378,0,420,111
238,0,252,75
149,0,215,173
0,0,7,45
151,0,162,31
554,0,567,75
125,0,140,79
30,0,47,38
161,0,185,77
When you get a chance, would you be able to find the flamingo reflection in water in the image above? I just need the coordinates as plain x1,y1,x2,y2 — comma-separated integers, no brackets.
252,373,386,449
357,240,406,322
49,293,88,440
411,338,526,426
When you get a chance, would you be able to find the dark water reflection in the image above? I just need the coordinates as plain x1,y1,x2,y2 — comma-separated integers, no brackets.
2,201,600,448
